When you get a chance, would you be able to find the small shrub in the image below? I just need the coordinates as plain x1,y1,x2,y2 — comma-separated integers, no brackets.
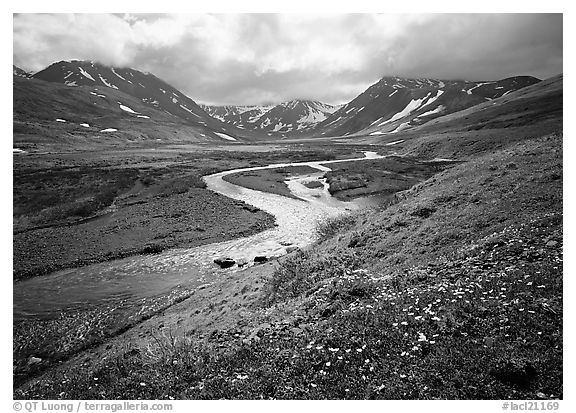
315,213,358,242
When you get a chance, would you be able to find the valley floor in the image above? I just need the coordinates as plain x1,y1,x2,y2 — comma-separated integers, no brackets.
14,131,562,399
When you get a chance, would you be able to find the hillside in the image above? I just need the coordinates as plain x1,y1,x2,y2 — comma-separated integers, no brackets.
308,76,540,138
29,60,266,142
13,76,232,150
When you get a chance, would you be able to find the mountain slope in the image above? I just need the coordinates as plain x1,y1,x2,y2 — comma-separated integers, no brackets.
13,75,245,150
309,76,540,138
202,99,342,136
31,60,263,142
13,65,31,78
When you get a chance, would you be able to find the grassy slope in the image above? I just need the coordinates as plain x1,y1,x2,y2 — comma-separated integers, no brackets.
14,77,563,399
16,133,562,399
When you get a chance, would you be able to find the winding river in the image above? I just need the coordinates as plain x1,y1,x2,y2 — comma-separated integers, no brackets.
13,151,383,321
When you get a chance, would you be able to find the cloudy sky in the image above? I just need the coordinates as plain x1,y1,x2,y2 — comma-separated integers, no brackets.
13,13,563,105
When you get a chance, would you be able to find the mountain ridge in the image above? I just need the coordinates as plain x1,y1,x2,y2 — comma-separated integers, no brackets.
30,60,266,142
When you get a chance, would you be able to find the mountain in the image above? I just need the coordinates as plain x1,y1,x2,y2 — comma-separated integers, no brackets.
13,65,31,78
31,60,262,142
309,75,541,138
201,99,342,136
199,104,274,130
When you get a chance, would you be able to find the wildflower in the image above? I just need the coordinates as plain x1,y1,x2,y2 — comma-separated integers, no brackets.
140,382,146,386
400,374,407,378
315,346,323,350
311,383,317,388
326,362,331,367
328,347,340,352
401,321,408,326
392,323,398,327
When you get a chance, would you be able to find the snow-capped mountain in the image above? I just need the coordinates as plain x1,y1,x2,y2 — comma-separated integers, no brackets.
312,75,540,138
199,104,275,129
13,65,31,78
201,99,342,135
31,60,259,142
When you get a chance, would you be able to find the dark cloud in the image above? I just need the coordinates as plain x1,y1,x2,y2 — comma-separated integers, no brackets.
13,13,562,106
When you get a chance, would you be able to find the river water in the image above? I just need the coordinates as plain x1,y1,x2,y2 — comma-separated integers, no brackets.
13,152,383,321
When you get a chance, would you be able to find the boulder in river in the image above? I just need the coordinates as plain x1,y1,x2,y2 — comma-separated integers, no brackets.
254,256,268,264
236,257,249,267
214,257,236,268
286,246,300,253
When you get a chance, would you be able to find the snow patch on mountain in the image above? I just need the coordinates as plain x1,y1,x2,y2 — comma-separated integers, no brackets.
422,90,444,107
119,104,137,114
98,74,118,89
179,104,201,117
391,121,411,133
214,132,236,141
465,82,495,95
417,105,445,118
378,95,429,127
111,68,126,81
79,67,95,82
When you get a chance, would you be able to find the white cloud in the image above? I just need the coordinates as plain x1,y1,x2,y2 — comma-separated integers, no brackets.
13,13,562,105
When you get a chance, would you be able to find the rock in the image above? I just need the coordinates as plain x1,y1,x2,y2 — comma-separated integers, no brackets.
143,244,164,254
242,205,259,213
254,256,268,263
27,356,42,366
214,257,235,268
484,337,495,347
236,257,249,267
348,233,366,248
546,240,558,248
489,358,537,388
410,205,437,218
536,392,547,399
286,246,299,253
279,241,293,246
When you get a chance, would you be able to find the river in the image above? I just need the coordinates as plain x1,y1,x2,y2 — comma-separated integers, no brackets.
13,151,383,321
